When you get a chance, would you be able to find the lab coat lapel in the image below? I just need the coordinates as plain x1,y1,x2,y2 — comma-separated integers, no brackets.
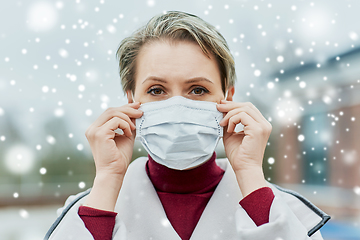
190,158,245,239
115,157,181,240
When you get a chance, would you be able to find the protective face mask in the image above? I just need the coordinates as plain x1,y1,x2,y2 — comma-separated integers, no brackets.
135,96,223,170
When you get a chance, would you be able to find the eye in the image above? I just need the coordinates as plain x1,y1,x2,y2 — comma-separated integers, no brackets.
190,87,209,95
147,87,165,95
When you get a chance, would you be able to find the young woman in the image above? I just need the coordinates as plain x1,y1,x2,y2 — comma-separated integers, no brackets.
45,11,330,240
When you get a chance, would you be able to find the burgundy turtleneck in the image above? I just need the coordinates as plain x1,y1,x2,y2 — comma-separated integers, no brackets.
145,152,224,240
78,153,274,240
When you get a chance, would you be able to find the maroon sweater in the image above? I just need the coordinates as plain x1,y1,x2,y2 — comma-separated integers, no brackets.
78,153,274,240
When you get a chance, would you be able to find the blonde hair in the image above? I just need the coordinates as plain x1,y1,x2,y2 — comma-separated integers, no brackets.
116,11,236,94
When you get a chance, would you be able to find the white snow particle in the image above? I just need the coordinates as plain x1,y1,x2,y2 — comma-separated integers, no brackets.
70,74,77,81
147,0,155,7
322,96,332,104
40,167,47,175
299,81,306,88
78,84,85,92
268,157,275,165
254,5,259,10
58,48,69,58
349,32,358,41
13,192,19,198
19,209,29,218
298,135,305,142
54,108,64,117
33,65,38,70
55,1,64,9
267,82,274,89
291,5,297,11
42,86,49,93
0,136,5,141
351,117,355,121
101,103,108,109
277,56,284,63
77,144,84,151
254,69,261,77
354,186,360,195
278,110,285,118
85,109,93,116
161,218,171,227
107,25,116,33
295,48,303,56
21,49,27,54
36,145,42,150
46,135,56,145
27,2,58,32
0,108,4,116
79,181,86,189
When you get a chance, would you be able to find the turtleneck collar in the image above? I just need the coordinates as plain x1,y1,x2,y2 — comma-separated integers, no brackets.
145,152,225,194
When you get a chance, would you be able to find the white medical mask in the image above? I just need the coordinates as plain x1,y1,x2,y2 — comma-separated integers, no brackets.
135,96,223,170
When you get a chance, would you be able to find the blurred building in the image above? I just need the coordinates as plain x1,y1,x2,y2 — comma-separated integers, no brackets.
272,46,360,223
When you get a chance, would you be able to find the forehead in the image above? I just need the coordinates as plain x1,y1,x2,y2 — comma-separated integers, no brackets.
134,39,221,85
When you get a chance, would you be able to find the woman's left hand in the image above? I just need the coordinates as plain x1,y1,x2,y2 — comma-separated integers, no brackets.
216,100,272,196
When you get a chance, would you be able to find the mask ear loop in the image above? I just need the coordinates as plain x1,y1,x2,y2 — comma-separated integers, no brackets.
224,90,228,101
131,91,136,103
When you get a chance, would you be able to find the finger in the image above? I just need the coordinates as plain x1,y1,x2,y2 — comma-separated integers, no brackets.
218,101,269,126
102,117,133,138
218,100,263,117
93,103,143,128
227,112,257,133
220,106,261,127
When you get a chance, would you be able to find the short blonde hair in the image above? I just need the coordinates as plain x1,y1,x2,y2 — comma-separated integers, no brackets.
116,11,236,94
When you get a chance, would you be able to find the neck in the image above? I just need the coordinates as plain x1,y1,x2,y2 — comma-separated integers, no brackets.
145,152,225,194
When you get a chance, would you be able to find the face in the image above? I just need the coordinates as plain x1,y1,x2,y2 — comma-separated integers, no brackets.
127,39,234,104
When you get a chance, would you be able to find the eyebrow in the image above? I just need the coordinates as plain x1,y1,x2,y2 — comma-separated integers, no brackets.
142,76,214,84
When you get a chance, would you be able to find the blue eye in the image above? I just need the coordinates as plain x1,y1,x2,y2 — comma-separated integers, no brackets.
191,87,209,95
147,88,164,95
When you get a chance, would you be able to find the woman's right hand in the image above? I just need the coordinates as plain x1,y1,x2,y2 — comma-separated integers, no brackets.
83,102,143,211
85,102,143,177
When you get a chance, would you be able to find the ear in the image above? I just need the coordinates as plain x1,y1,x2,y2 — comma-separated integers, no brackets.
225,86,235,101
126,90,134,103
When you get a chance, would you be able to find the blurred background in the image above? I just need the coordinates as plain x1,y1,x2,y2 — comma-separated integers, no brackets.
0,0,359,239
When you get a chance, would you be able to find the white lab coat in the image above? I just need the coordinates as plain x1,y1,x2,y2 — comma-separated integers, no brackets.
44,157,330,240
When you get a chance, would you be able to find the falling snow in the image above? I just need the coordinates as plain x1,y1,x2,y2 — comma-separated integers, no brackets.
1,1,360,236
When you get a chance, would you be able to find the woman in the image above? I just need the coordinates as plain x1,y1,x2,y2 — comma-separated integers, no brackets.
45,11,330,240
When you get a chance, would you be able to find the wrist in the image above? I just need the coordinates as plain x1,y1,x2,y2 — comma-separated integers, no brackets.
234,167,267,198
84,172,125,211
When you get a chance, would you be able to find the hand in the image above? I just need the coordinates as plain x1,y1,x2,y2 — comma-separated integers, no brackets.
85,102,143,177
83,102,143,211
217,100,272,196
